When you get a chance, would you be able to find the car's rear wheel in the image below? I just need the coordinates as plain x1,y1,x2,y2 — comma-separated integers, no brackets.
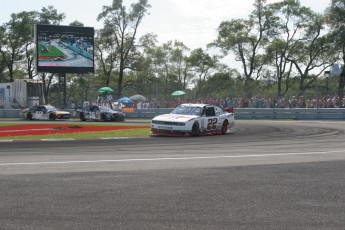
221,120,228,134
49,113,56,121
80,113,86,121
190,122,201,137
116,116,125,122
100,114,107,121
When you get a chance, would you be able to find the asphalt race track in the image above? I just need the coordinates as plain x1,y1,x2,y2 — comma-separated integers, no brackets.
1,120,345,229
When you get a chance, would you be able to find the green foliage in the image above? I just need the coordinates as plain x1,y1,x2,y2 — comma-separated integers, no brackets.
1,0,344,106
96,0,151,98
325,0,345,100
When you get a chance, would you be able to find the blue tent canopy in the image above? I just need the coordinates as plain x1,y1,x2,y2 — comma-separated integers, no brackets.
117,97,133,103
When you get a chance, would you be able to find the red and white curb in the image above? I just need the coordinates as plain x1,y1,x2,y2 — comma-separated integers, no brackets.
0,137,130,142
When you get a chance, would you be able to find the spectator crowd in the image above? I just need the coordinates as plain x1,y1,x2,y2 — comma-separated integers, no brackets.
134,95,345,109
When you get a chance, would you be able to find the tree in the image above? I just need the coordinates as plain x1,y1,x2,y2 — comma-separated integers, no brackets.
263,0,335,97
97,0,151,98
213,0,271,96
124,33,159,98
0,6,65,83
325,0,345,103
188,48,218,97
151,41,175,99
264,39,294,97
0,11,36,82
0,27,7,82
169,40,190,90
202,69,240,98
38,5,66,25
264,0,309,97
69,21,84,27
285,11,335,96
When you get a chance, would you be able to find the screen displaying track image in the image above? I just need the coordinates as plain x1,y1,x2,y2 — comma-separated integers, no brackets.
36,24,94,73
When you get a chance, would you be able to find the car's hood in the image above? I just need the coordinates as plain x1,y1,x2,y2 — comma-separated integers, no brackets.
54,110,70,115
101,110,123,114
153,114,198,122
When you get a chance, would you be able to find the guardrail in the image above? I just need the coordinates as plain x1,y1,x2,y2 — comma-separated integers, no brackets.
1,108,345,120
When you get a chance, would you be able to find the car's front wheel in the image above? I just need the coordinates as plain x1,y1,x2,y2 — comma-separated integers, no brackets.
26,113,33,120
190,122,201,137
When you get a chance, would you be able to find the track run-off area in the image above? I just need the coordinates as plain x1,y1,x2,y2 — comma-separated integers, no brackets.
1,120,345,229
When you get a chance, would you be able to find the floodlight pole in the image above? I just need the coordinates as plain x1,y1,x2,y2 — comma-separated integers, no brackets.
59,73,67,108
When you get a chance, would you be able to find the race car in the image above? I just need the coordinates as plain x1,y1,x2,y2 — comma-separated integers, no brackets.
20,105,71,120
151,103,235,136
77,105,125,122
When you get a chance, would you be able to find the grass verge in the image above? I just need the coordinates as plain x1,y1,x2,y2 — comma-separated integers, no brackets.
0,121,152,140
0,128,151,140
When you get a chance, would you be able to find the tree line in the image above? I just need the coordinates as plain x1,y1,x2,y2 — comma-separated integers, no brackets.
0,0,344,107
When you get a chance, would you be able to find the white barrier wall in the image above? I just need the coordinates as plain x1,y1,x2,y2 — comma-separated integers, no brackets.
1,108,345,120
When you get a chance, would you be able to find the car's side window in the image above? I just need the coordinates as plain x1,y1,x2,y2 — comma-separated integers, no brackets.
29,106,36,112
205,107,215,117
83,106,89,112
215,106,223,116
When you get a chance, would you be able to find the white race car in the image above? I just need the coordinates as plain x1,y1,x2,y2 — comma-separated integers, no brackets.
151,103,234,136
20,105,71,120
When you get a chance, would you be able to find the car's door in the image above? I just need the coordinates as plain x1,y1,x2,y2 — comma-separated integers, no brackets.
33,106,45,120
201,106,218,132
214,106,227,130
88,106,98,120
82,106,91,119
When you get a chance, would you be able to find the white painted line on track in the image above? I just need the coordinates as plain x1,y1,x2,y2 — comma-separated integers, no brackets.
0,128,54,133
100,137,129,140
41,138,76,141
1,150,345,166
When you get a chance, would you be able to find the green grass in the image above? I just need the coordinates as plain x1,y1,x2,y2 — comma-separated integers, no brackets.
38,43,65,57
0,128,151,140
0,121,152,140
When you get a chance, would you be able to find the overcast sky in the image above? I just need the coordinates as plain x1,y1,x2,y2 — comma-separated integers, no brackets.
1,0,330,49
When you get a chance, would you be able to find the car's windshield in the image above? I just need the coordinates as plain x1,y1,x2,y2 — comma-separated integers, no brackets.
45,105,57,111
170,106,202,116
99,106,113,112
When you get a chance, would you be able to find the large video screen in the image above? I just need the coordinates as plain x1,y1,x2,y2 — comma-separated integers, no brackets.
35,24,94,74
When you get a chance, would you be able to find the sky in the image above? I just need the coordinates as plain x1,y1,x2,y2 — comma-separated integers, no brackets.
0,0,330,50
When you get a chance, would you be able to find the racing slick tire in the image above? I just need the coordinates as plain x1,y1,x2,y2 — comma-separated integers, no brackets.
49,113,56,121
115,117,125,122
221,120,228,134
80,113,86,121
190,122,201,137
26,113,33,120
100,114,107,121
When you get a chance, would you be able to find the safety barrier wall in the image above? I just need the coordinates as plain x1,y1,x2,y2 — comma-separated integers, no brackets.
0,109,21,118
124,108,345,120
1,108,345,120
